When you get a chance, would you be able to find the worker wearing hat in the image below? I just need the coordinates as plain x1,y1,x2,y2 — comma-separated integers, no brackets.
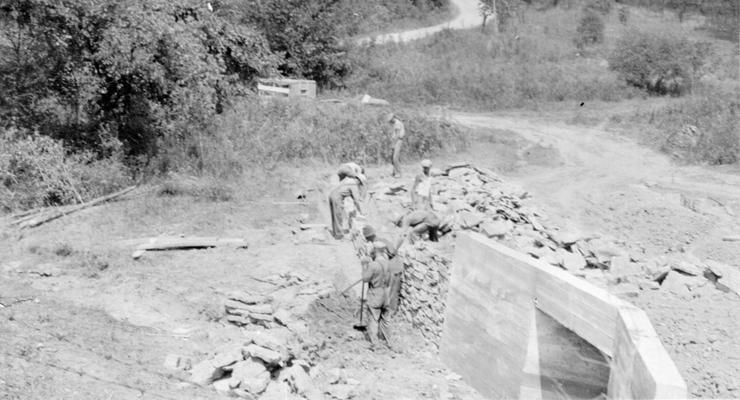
387,113,405,178
361,241,393,349
395,209,444,243
411,159,434,210
363,225,405,316
328,174,364,240
337,162,367,185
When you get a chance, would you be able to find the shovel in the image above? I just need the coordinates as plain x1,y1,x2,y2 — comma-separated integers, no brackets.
353,282,367,332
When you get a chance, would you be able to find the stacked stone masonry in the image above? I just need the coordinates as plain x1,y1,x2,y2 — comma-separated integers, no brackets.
398,243,452,346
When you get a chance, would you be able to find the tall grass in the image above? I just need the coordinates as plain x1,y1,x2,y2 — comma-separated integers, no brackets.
0,129,131,212
345,7,638,110
154,98,469,177
614,87,739,165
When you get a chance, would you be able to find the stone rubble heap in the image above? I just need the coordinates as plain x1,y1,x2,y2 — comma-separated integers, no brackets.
187,327,326,399
224,276,334,330
397,242,452,345
356,163,739,344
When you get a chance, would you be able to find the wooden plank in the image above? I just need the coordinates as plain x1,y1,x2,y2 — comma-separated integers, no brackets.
137,237,247,250
132,236,247,259
19,186,137,229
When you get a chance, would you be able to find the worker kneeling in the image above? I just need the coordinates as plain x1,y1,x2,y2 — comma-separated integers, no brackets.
395,210,453,243
361,241,394,350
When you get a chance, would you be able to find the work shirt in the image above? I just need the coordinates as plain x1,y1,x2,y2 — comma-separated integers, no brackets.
330,178,363,213
362,258,390,307
391,119,405,141
338,162,362,179
402,210,441,229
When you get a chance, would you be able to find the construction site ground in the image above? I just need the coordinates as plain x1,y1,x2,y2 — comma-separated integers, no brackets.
2,105,739,399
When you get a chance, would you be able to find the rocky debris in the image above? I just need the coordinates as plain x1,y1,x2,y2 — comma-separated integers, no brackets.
479,220,513,238
350,162,733,345
660,271,706,299
163,354,191,371
194,326,324,399
557,248,587,271
225,293,276,328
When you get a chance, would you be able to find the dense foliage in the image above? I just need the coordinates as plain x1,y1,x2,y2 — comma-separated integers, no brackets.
575,9,605,48
0,0,279,160
616,0,739,41
608,30,710,95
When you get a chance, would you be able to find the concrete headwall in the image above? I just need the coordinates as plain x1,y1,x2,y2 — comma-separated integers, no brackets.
440,233,686,399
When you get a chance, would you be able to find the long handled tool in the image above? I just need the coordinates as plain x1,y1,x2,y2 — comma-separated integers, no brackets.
353,283,367,331
339,278,363,296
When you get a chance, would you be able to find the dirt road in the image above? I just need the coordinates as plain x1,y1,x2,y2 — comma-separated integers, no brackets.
356,0,480,45
451,111,740,258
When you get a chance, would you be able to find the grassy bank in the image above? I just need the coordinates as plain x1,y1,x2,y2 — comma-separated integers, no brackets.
345,8,639,110
610,89,739,165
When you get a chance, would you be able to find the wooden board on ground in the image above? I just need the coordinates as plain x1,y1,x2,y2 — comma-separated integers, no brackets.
15,186,137,229
132,237,247,259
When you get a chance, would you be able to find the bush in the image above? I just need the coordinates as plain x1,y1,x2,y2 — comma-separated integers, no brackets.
584,0,613,15
575,10,605,48
619,88,739,164
152,99,469,176
608,30,710,96
346,26,634,110
0,129,131,211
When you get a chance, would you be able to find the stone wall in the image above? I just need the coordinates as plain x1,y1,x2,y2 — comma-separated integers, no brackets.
397,243,452,346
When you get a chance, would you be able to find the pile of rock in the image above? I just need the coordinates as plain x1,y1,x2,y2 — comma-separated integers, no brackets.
225,292,293,329
397,242,452,345
189,329,324,399
354,163,739,343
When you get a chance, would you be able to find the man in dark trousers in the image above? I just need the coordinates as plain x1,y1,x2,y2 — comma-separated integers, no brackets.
361,241,393,349
328,176,364,239
362,225,404,314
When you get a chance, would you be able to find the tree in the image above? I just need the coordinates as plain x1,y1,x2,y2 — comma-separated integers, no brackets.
0,0,279,163
575,9,605,48
608,30,710,96
232,0,351,88
479,0,520,32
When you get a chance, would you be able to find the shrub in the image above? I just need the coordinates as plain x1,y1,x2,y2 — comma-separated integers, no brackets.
346,26,634,110
620,88,739,165
575,10,605,48
0,129,131,211
608,30,710,96
584,0,613,15
153,99,469,176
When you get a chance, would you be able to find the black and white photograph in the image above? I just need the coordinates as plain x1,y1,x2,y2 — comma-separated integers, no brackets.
1,0,738,399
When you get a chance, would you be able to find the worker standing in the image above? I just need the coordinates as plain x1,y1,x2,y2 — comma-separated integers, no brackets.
388,114,405,178
329,176,364,240
363,225,404,314
411,159,433,210
362,241,393,350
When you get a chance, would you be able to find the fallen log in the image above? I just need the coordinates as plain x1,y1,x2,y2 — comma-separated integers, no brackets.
722,235,740,242
132,236,248,259
18,186,137,229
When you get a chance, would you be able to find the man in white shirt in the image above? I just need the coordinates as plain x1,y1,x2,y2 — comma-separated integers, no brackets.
388,114,405,178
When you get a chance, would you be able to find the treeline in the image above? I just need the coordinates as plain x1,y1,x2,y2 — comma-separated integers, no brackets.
616,0,739,40
0,0,351,160
0,0,456,210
